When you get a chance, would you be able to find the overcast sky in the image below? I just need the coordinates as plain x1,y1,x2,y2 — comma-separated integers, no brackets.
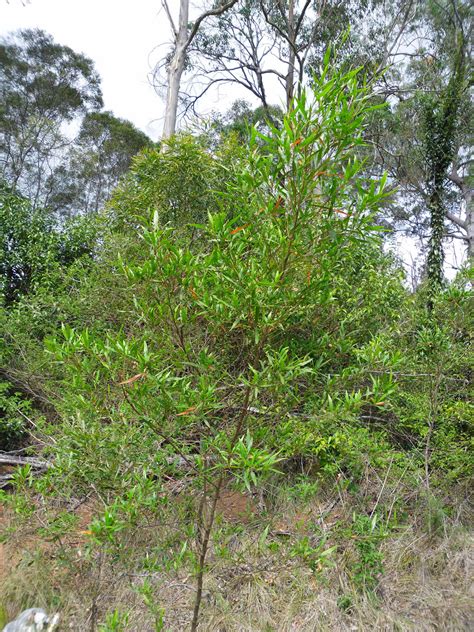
0,0,244,140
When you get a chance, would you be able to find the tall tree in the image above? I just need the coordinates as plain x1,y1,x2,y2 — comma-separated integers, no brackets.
367,0,473,274
424,35,467,288
158,0,239,139
0,29,103,207
190,0,340,111
47,112,152,216
187,0,416,114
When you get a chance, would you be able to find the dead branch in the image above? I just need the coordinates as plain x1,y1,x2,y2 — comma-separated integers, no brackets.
0,453,52,469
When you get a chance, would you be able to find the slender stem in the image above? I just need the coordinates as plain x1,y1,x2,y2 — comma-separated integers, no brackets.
190,384,253,631
424,365,442,490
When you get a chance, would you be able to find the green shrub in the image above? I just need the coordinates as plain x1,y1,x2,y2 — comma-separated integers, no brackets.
0,381,31,449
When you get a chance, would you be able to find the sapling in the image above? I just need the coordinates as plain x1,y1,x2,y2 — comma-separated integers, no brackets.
52,50,389,630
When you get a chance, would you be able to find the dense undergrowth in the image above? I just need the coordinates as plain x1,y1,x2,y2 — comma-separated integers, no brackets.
0,57,472,631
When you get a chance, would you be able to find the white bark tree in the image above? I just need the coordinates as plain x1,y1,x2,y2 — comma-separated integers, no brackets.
447,161,473,260
160,0,239,139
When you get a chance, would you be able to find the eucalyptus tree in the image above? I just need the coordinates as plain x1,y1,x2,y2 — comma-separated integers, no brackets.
367,0,473,278
157,0,239,139
157,0,352,130
155,0,425,151
47,112,152,216
0,29,102,207
190,0,349,111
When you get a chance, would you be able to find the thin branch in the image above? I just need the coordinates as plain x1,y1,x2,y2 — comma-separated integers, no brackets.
162,0,178,38
121,387,220,491
187,0,239,49
445,209,467,230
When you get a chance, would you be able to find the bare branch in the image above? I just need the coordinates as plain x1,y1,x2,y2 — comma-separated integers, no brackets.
445,209,467,230
162,0,178,39
187,0,239,48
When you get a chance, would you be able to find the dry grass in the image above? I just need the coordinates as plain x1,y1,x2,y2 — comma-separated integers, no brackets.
194,525,474,631
1,478,473,631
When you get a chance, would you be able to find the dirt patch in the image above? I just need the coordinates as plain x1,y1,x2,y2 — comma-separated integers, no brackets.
272,509,311,534
215,490,257,523
0,497,100,588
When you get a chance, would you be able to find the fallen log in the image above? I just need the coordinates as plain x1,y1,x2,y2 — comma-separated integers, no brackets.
0,452,52,488
0,453,51,469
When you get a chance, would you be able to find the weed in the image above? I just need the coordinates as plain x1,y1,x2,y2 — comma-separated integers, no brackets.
351,513,386,593
98,609,129,631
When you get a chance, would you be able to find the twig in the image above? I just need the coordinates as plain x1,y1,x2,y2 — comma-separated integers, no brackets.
17,408,57,446
366,369,468,383
370,456,394,519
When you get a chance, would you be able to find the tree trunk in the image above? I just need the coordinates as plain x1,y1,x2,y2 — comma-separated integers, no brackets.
162,0,189,140
447,165,473,262
464,186,473,260
285,0,296,109
161,0,238,139
427,184,445,289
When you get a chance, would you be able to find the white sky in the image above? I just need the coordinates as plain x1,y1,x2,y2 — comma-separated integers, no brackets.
0,0,247,140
